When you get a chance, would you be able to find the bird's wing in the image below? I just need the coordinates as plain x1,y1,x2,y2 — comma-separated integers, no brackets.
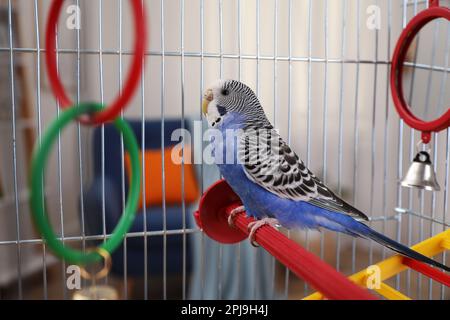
238,129,369,221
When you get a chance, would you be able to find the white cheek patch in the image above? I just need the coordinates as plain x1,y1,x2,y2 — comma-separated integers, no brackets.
206,100,223,127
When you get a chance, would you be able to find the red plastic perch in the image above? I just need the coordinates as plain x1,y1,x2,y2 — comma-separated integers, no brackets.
194,179,377,300
403,258,450,287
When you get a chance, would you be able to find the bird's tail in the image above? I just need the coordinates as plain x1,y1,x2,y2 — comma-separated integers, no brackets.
355,223,450,272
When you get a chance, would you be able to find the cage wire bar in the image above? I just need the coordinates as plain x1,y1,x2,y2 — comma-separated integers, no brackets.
0,0,449,300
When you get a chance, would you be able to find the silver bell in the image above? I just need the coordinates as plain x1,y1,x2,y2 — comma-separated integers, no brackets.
401,151,440,191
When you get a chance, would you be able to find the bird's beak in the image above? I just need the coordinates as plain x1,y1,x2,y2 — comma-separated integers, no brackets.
202,88,213,115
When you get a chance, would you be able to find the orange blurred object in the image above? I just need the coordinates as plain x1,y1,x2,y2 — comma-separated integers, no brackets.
125,146,199,210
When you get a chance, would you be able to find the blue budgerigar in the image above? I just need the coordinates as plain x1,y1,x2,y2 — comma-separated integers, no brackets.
202,79,449,272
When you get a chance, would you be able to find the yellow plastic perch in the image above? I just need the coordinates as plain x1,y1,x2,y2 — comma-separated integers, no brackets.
304,229,450,300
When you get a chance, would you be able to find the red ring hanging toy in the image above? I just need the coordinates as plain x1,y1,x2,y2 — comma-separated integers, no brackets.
390,0,450,144
45,0,147,125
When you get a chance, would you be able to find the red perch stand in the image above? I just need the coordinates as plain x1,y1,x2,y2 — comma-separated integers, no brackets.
194,179,377,300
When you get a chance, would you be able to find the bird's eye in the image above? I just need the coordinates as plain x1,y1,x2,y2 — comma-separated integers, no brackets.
221,89,230,96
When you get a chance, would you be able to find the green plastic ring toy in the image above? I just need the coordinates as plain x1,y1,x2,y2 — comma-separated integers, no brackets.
29,103,141,265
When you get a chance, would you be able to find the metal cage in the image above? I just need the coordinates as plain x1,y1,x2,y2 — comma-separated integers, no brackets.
0,0,448,300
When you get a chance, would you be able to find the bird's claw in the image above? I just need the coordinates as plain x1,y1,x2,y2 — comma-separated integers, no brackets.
228,205,246,228
247,218,280,247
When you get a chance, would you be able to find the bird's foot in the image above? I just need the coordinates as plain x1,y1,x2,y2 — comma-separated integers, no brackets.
228,205,246,228
247,218,280,247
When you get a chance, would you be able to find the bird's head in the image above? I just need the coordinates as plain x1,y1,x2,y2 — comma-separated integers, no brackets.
202,79,270,128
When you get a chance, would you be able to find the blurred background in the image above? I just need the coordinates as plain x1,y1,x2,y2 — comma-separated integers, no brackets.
0,0,448,299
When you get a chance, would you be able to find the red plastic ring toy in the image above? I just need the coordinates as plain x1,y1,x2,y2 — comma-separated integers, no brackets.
45,0,147,125
390,0,450,144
